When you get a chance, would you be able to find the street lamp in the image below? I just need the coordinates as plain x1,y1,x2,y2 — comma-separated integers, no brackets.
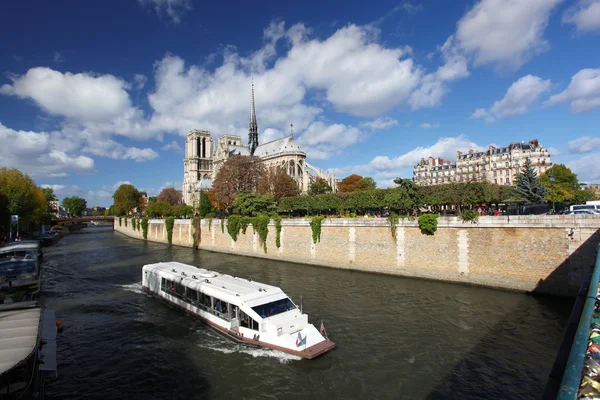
549,170,555,213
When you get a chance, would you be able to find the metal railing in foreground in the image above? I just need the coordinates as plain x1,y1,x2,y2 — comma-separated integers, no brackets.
557,249,600,399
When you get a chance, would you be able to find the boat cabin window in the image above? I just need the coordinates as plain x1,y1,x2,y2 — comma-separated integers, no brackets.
251,298,296,318
186,288,198,304
239,311,258,331
213,298,229,320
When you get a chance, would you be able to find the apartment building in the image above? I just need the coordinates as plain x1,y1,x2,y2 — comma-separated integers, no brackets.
413,139,552,186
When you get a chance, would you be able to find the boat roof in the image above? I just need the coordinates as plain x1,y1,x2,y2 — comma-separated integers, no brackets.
0,241,40,252
143,261,287,307
0,302,41,375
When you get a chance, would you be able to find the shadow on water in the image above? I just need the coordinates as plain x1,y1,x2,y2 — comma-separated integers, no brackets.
426,230,600,400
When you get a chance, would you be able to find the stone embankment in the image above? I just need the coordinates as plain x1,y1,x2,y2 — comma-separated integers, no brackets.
114,216,600,296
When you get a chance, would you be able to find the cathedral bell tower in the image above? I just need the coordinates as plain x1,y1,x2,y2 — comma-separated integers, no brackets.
248,81,259,155
183,130,213,206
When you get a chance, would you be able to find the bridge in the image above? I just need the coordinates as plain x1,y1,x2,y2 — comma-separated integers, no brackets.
52,216,115,224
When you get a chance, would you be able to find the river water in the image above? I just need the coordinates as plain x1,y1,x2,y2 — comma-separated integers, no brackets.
40,227,573,400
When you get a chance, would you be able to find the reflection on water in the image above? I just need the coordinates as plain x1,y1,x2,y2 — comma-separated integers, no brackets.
41,228,572,399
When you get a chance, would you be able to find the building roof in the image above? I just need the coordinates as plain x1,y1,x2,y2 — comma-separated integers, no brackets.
254,135,305,158
228,145,251,156
143,261,288,308
0,302,41,375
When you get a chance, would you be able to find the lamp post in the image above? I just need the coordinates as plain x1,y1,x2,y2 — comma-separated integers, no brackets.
549,170,555,214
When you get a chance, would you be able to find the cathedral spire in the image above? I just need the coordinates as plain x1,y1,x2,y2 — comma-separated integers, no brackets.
249,79,259,155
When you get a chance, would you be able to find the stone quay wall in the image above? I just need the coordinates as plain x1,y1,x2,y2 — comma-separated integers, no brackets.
114,216,600,297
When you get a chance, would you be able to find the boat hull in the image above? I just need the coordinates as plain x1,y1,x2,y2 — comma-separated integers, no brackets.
143,285,335,359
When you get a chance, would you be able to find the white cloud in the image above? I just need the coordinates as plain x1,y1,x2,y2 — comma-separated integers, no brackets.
137,0,192,24
568,153,600,182
133,73,148,90
546,68,600,112
53,51,65,63
0,122,95,178
452,0,562,71
567,136,600,153
563,0,600,32
0,67,133,122
359,117,399,130
297,121,362,160
472,75,551,122
419,123,439,128
161,141,182,152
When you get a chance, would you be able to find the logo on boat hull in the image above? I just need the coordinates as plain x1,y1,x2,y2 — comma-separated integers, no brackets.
296,332,306,347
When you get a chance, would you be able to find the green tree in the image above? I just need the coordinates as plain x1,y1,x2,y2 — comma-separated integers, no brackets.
540,164,588,205
62,196,87,216
40,187,58,221
355,177,377,191
308,178,332,195
197,190,216,217
231,192,276,216
514,158,547,204
113,184,141,215
0,168,47,227
157,187,182,205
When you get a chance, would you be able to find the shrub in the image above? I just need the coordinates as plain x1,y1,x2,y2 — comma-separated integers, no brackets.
220,218,224,234
119,217,122,227
418,214,438,235
165,216,175,244
459,210,480,224
124,218,128,227
310,216,324,244
275,216,282,248
141,217,149,239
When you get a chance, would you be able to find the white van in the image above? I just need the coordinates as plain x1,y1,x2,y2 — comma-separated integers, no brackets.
570,204,600,212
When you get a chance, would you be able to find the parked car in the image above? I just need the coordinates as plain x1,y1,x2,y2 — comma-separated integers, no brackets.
566,210,600,215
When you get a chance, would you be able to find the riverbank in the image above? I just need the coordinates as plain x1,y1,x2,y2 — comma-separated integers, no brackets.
114,216,600,296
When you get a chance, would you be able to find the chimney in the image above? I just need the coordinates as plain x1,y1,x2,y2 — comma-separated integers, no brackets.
468,149,473,155
428,156,434,166
446,160,451,165
420,157,425,165
438,158,443,165
488,145,495,153
457,151,463,158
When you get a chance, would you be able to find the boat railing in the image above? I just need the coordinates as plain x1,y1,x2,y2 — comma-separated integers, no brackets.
555,248,600,399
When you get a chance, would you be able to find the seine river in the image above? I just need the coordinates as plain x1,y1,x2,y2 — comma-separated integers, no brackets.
40,226,572,399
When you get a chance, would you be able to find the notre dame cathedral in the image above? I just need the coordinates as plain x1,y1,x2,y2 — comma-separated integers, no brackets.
182,84,337,207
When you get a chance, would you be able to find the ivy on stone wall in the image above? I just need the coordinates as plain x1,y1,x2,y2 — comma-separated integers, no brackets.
418,214,438,235
221,218,224,234
192,216,201,249
310,216,324,244
124,218,128,227
132,218,137,231
388,212,399,240
141,217,149,239
227,215,241,241
165,216,175,244
275,216,282,248
255,214,270,253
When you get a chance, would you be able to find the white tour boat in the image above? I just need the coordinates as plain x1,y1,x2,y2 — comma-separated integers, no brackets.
142,261,335,359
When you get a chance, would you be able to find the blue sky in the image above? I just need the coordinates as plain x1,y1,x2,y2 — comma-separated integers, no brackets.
0,0,599,207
